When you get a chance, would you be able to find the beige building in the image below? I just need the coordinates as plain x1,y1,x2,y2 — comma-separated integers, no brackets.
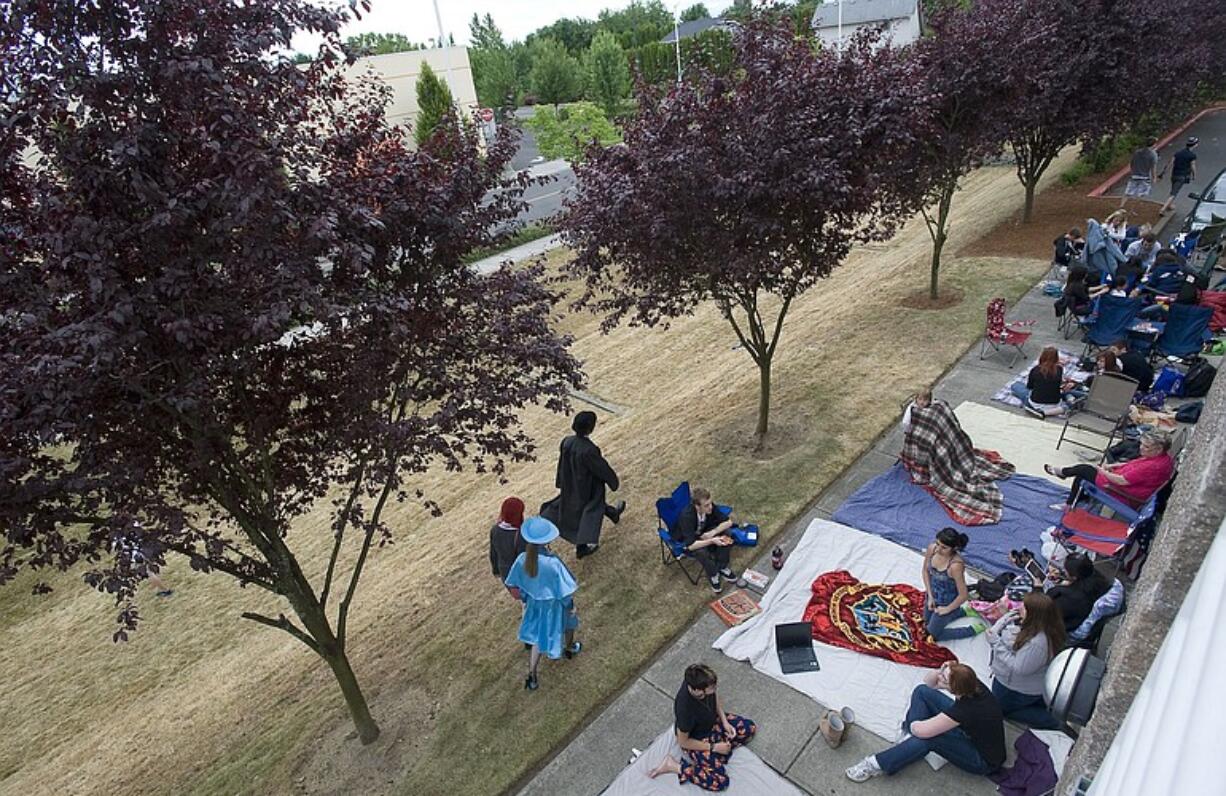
342,46,479,134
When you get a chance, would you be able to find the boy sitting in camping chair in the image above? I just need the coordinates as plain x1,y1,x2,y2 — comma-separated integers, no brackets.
675,486,738,593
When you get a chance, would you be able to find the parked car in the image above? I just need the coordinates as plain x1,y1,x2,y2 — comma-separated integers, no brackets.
1181,166,1226,234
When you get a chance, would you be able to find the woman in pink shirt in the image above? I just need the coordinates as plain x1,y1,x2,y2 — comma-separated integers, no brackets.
1045,431,1174,509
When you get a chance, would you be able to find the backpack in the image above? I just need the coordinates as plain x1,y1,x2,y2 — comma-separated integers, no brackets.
1175,402,1203,424
1182,358,1217,398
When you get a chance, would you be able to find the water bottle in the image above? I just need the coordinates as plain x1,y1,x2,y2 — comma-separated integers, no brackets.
771,545,784,570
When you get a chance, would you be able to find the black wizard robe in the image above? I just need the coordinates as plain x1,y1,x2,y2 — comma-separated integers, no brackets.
540,434,620,546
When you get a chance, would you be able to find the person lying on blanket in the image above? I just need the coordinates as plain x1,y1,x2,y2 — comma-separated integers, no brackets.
846,662,1006,783
647,663,757,792
922,528,987,641
901,397,1015,525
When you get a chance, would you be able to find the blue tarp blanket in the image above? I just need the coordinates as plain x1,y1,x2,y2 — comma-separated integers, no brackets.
832,463,1066,576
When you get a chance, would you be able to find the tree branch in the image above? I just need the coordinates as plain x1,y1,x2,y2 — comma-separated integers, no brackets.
320,455,368,611
241,611,321,654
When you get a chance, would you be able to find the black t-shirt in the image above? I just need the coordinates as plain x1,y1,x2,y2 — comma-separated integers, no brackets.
1119,350,1154,391
674,683,720,738
945,684,1006,770
1027,365,1064,405
1048,573,1109,631
1171,148,1197,179
1063,281,1090,309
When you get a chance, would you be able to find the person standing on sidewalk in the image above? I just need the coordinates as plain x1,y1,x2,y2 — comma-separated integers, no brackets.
1159,137,1199,215
540,410,626,559
1119,137,1159,208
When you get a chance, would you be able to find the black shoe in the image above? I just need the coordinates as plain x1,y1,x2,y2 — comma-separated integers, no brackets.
608,499,626,524
1024,402,1046,420
709,575,723,593
576,543,599,559
525,673,539,691
719,567,736,581
563,641,582,659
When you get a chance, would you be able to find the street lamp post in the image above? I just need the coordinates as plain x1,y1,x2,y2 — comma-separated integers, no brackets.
672,13,682,85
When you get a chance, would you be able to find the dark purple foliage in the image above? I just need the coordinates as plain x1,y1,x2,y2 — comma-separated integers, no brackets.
560,20,931,441
0,0,582,742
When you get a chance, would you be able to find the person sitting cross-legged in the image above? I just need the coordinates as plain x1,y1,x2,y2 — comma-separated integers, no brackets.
648,663,757,791
675,486,737,593
846,662,1006,783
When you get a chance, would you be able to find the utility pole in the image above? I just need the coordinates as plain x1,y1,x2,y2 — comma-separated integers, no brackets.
672,12,682,85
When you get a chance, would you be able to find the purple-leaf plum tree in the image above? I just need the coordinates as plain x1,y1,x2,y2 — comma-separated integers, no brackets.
0,0,582,744
560,20,930,444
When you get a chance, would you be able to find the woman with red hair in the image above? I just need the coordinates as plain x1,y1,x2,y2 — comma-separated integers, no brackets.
1010,346,1075,419
489,496,527,583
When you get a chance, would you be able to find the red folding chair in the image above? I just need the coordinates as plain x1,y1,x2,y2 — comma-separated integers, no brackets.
979,298,1035,367
1054,492,1159,576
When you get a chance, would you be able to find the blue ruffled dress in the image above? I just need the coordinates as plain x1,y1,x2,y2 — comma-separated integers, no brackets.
504,550,579,660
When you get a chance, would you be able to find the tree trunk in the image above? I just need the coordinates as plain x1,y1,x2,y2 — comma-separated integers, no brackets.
929,233,945,301
755,357,771,446
1022,178,1038,223
320,642,381,744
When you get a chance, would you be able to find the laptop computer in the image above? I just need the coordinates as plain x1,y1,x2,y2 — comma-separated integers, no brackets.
775,621,819,674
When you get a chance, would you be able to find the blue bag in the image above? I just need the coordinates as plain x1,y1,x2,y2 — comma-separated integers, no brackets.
730,523,759,547
1152,366,1184,397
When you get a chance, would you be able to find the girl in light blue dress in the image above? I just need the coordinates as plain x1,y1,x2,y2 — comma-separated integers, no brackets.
504,516,581,690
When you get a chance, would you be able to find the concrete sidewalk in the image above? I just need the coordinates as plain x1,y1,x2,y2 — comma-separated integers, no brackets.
515,281,1082,796
470,234,565,275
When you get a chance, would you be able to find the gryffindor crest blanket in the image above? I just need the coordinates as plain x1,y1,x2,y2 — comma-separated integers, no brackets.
801,570,958,668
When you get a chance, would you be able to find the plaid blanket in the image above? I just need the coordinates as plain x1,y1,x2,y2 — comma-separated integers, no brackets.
900,400,1015,525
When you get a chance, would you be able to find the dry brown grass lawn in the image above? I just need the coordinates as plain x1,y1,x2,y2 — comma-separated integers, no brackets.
0,151,1076,796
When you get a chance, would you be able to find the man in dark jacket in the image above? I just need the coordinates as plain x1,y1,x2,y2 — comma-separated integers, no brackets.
541,411,625,558
674,486,736,593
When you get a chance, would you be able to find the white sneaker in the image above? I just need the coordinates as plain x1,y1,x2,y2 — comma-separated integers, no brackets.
845,756,883,782
627,747,643,765
925,751,948,771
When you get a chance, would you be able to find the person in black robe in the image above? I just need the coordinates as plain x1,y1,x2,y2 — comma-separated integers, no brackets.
540,411,625,558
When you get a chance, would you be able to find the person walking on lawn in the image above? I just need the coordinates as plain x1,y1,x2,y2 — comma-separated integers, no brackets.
504,516,582,691
540,410,626,559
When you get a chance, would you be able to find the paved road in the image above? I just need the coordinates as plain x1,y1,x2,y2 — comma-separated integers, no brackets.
502,107,577,226
1103,107,1226,243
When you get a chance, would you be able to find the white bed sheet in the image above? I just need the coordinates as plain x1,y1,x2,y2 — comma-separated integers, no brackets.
713,519,992,739
954,400,1092,485
602,727,805,796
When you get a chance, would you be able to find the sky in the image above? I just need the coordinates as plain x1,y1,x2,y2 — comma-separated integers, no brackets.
290,0,707,55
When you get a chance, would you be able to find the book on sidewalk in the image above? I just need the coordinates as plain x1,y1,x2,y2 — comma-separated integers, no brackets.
709,589,761,627
741,568,771,593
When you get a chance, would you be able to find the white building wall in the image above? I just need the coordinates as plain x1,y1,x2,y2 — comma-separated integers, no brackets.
1088,515,1226,795
813,9,921,49
342,47,479,132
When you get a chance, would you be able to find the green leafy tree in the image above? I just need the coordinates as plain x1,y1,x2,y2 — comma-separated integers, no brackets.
524,102,622,162
468,12,505,50
634,41,677,85
598,1,674,49
472,47,519,114
414,62,455,147
681,3,712,22
345,32,424,56
530,37,582,107
527,17,597,54
585,31,631,117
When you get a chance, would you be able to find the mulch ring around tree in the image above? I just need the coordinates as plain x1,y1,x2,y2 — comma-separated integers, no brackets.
959,175,1163,259
899,287,965,311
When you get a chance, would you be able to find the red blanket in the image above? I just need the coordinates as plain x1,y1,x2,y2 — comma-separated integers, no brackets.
803,570,958,668
1200,291,1226,333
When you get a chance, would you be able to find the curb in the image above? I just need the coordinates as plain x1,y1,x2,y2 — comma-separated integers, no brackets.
1087,104,1226,198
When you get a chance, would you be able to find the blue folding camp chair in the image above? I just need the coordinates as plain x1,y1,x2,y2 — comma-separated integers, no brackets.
657,482,757,585
1081,294,1141,356
1154,302,1213,359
